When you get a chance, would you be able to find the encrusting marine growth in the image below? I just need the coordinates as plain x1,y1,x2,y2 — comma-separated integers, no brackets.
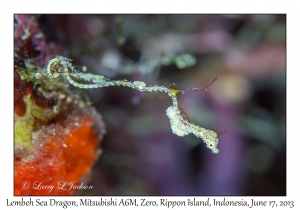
44,56,221,154
14,14,106,195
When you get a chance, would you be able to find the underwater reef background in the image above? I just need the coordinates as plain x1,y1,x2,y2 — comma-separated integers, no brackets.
14,14,286,195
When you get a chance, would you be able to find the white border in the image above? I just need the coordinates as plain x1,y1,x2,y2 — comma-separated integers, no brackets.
2,0,298,209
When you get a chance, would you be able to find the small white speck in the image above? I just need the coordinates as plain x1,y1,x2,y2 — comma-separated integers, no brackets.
79,101,85,108
35,32,44,39
59,94,66,99
66,97,72,103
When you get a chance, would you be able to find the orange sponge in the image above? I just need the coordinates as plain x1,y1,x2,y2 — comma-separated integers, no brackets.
14,70,105,195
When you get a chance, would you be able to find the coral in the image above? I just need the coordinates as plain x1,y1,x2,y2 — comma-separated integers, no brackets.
14,14,105,195
14,99,104,195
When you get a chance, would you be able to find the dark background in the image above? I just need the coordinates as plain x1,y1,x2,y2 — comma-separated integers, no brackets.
37,14,286,195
